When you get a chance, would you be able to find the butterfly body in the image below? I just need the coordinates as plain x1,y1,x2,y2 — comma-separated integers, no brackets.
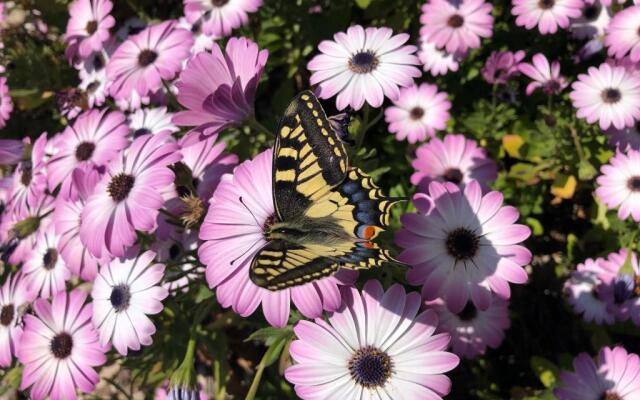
249,91,400,291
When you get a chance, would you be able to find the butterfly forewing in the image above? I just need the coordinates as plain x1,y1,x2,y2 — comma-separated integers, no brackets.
273,91,348,221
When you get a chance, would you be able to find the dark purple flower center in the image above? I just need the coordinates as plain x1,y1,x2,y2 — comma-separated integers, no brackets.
93,54,105,71
43,248,58,270
110,284,131,312
601,88,622,104
75,141,96,162
348,346,392,388
85,20,98,35
600,391,623,400
458,301,478,321
582,4,600,20
447,14,464,28
628,176,640,192
169,244,181,260
612,274,640,304
133,128,152,138
211,0,229,6
446,227,479,260
442,168,464,184
107,173,135,202
0,304,14,326
409,107,425,120
348,51,379,74
86,81,100,94
20,165,33,187
538,0,555,9
50,332,73,359
138,49,158,67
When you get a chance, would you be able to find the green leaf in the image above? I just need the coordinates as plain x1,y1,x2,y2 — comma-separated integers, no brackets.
530,356,560,388
577,159,597,180
525,217,544,236
245,326,293,344
355,0,372,8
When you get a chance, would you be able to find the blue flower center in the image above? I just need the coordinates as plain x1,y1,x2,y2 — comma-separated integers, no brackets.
348,346,392,388
110,284,132,312
349,51,378,74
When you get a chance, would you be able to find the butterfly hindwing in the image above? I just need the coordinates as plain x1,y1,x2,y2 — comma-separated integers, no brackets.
250,239,391,291
273,91,348,221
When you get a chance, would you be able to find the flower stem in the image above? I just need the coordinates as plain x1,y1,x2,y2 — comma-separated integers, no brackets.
569,126,585,163
161,80,180,110
246,115,274,137
354,105,383,150
244,353,268,400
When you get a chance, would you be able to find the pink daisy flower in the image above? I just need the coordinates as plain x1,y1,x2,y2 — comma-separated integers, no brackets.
177,133,238,202
17,289,106,400
384,83,451,144
605,5,640,63
570,63,640,130
0,77,13,129
64,0,115,60
596,149,640,222
396,181,532,313
183,0,263,39
153,230,200,293
22,225,72,299
79,68,109,108
411,134,497,193
198,149,357,327
481,50,526,85
80,131,181,258
605,123,640,152
426,296,510,359
511,0,583,35
92,249,168,355
564,256,618,324
129,106,178,137
570,1,611,40
174,37,268,136
54,168,111,281
6,133,48,220
596,249,640,325
178,17,215,56
555,346,640,400
107,20,193,100
420,0,494,54
0,272,36,367
0,139,24,165
285,280,460,399
519,53,568,95
418,40,464,77
47,108,129,200
308,25,421,111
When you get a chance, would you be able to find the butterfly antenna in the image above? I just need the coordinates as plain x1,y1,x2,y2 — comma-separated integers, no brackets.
238,196,262,228
230,237,263,266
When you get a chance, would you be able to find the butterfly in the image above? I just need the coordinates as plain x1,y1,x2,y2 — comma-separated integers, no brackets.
248,91,401,291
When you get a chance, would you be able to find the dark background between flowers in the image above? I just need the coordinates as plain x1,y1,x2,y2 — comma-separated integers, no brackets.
1,0,637,399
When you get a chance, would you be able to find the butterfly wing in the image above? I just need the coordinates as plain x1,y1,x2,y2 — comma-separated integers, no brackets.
273,91,348,221
303,167,402,240
250,239,392,291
